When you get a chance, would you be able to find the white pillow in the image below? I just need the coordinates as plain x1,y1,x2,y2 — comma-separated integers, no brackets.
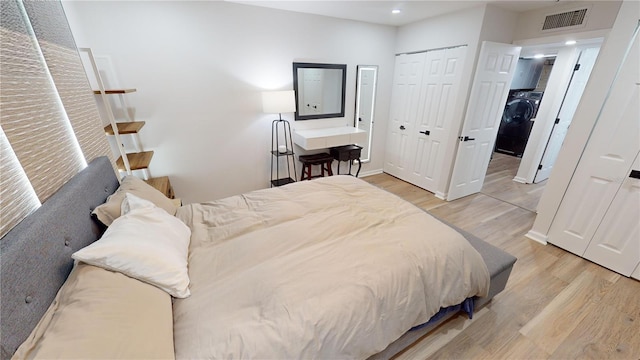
73,193,192,298
92,175,178,226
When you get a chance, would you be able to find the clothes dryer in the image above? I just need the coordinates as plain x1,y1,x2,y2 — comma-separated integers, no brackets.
495,91,543,157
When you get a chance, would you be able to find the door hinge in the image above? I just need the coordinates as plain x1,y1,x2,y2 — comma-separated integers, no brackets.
574,64,581,71
555,118,560,124
538,164,543,170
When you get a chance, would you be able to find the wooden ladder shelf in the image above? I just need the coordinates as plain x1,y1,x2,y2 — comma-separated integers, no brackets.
103,121,145,135
115,151,154,172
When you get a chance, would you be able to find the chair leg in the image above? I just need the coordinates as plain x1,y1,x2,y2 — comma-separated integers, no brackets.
326,161,333,176
301,164,312,181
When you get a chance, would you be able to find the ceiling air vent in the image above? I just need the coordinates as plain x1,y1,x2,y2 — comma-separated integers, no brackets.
542,8,588,31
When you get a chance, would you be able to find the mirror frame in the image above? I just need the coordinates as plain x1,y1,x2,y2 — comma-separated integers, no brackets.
354,65,378,163
292,62,347,121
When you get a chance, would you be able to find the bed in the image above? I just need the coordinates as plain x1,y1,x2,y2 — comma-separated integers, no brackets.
1,156,516,359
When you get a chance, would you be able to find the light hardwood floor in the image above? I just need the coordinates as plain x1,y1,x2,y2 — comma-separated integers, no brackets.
481,152,546,212
362,159,640,360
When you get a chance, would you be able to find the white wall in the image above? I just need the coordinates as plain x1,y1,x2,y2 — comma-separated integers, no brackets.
395,5,485,54
62,1,396,204
513,0,622,41
526,0,638,243
477,4,519,45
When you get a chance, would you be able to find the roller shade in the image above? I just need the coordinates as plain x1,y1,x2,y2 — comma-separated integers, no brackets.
0,128,41,238
22,0,114,167
0,0,115,238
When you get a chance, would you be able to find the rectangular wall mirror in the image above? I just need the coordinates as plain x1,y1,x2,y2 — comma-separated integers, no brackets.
293,62,346,120
354,65,378,162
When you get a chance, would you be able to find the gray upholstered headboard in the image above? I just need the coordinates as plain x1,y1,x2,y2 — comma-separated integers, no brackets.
0,156,119,359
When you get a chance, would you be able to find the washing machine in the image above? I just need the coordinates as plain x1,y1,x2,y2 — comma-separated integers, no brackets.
495,91,544,157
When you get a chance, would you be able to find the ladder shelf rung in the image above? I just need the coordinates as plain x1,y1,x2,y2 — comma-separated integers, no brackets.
104,121,146,135
93,88,137,94
115,151,153,171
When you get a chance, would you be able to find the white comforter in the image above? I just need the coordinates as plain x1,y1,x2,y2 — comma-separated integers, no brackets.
173,176,489,359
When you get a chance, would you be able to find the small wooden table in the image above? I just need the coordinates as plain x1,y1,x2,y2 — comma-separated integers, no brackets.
330,144,362,177
144,176,175,199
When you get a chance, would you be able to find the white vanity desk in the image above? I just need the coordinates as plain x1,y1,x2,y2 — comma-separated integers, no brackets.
293,126,367,151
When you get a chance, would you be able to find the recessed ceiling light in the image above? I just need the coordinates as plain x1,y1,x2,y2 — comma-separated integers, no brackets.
533,54,545,59
565,40,577,45
392,9,401,14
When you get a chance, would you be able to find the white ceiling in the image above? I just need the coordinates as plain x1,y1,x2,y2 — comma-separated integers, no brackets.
227,0,563,27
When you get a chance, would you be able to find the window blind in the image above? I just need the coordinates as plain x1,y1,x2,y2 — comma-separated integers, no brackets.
0,2,85,202
0,128,41,238
1,0,116,238
22,0,115,167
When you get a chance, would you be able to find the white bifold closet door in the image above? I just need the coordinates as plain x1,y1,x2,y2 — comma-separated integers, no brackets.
385,52,426,181
582,153,640,276
384,46,467,195
547,26,639,276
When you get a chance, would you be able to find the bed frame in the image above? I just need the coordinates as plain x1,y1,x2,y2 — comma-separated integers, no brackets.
0,156,516,359
369,216,517,358
0,156,119,359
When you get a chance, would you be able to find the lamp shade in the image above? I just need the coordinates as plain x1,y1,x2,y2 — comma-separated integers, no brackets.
262,90,296,114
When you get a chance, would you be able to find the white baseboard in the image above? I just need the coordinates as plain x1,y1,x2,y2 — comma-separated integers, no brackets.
358,169,384,178
513,176,528,184
525,230,548,245
435,191,447,200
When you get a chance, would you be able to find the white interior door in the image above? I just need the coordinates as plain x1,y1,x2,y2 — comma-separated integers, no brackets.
384,53,426,179
534,46,600,183
582,152,640,276
447,41,521,201
547,29,639,256
407,46,467,194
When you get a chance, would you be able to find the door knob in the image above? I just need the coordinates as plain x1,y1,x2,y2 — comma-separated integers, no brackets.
458,136,475,142
630,170,640,179
419,130,430,136
400,125,406,130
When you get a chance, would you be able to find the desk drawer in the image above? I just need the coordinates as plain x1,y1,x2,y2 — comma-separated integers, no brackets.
330,145,362,161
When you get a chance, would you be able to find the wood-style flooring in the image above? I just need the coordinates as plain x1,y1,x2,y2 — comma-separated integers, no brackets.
362,154,640,360
481,152,546,212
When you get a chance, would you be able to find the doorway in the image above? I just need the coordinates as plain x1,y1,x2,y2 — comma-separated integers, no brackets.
495,58,553,158
513,39,603,184
480,39,603,211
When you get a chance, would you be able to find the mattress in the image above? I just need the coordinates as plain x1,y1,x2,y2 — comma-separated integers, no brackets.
172,175,490,359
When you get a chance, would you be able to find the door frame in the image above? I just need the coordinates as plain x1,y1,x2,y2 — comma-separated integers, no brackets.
534,45,601,183
514,39,604,185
